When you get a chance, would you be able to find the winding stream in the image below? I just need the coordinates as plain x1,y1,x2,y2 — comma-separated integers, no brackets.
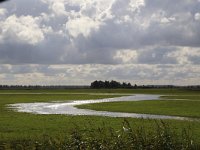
8,94,193,121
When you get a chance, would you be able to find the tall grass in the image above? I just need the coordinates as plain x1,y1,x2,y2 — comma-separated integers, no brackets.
0,120,199,150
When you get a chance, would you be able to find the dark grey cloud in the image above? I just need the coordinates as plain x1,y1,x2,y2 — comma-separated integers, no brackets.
0,0,49,17
0,33,70,64
188,56,200,64
137,47,177,64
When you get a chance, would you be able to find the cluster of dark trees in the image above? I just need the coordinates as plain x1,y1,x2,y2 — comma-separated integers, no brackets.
90,80,136,89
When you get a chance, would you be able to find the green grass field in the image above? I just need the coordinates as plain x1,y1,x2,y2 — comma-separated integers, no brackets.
77,89,200,118
0,88,200,149
77,100,200,118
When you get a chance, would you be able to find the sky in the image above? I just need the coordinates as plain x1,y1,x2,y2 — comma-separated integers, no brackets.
0,0,200,85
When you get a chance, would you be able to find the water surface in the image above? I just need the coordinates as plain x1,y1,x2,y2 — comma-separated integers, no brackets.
8,94,193,121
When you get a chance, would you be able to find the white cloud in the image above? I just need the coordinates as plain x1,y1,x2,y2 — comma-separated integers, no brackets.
129,0,145,12
0,8,7,16
51,1,67,16
66,16,100,38
114,49,138,63
194,13,200,21
0,15,44,45
168,47,200,64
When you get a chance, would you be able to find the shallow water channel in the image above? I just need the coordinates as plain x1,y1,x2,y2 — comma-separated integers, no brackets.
8,94,192,121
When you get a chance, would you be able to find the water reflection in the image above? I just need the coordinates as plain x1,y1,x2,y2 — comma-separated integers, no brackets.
8,94,195,121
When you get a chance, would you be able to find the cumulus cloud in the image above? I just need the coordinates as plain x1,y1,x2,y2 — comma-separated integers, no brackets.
194,13,200,21
51,1,67,16
114,49,138,63
0,15,44,45
0,8,7,16
66,16,100,38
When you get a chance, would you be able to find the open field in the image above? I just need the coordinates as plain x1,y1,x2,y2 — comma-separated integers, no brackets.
0,88,200,149
77,100,200,118
76,89,200,118
0,88,199,94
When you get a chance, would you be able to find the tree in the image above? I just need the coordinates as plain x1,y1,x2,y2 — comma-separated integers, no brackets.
90,80,133,89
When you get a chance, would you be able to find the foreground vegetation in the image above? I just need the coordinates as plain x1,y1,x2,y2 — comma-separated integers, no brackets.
0,88,199,149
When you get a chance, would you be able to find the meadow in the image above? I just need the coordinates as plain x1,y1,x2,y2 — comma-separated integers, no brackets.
0,88,200,149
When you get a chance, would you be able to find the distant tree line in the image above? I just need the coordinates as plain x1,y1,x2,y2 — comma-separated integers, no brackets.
90,81,200,89
0,84,199,90
90,80,137,89
0,85,89,90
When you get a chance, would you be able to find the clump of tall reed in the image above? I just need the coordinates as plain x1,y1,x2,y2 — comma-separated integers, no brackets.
0,119,199,150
